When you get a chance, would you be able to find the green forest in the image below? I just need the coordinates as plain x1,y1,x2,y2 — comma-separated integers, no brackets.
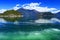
0,10,22,17
0,10,22,22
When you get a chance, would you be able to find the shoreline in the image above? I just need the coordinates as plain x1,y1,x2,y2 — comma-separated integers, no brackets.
0,15,23,18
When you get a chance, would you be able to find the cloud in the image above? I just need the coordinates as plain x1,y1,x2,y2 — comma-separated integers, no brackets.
13,4,20,10
35,18,60,23
0,4,21,13
35,19,53,23
21,3,60,13
0,3,60,13
52,28,60,31
0,9,7,13
51,18,60,22
0,4,20,13
13,3,59,13
14,21,19,25
0,18,7,23
51,10,60,13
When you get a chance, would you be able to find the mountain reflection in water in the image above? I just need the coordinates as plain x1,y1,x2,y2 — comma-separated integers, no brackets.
0,17,60,40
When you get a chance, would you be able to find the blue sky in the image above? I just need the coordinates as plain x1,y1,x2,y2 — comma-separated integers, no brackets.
0,0,60,9
0,0,60,13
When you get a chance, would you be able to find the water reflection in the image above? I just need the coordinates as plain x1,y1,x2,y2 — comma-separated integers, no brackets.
35,19,54,23
0,18,7,23
0,17,60,40
0,17,60,24
0,28,60,40
3,17,21,22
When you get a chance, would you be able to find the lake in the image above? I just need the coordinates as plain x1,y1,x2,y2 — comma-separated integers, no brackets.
0,17,60,40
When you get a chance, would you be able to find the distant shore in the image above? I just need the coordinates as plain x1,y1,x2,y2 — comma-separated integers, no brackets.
0,15,23,18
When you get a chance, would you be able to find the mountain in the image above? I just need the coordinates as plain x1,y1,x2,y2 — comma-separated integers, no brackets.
17,8,40,20
55,12,60,19
38,12,54,19
17,8,54,20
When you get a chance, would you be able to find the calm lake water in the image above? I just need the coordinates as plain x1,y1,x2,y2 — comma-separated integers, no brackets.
0,17,60,40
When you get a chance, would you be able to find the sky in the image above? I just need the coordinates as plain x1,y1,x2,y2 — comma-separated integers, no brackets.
0,0,60,23
0,0,60,13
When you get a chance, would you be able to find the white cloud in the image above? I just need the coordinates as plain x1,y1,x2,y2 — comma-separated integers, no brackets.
0,18,7,23
0,9,7,13
12,3,59,13
16,4,20,7
35,18,60,23
13,4,20,10
0,4,20,13
35,19,53,23
51,18,60,22
0,3,60,13
51,10,60,13
21,3,59,13
14,21,19,25
52,28,60,31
